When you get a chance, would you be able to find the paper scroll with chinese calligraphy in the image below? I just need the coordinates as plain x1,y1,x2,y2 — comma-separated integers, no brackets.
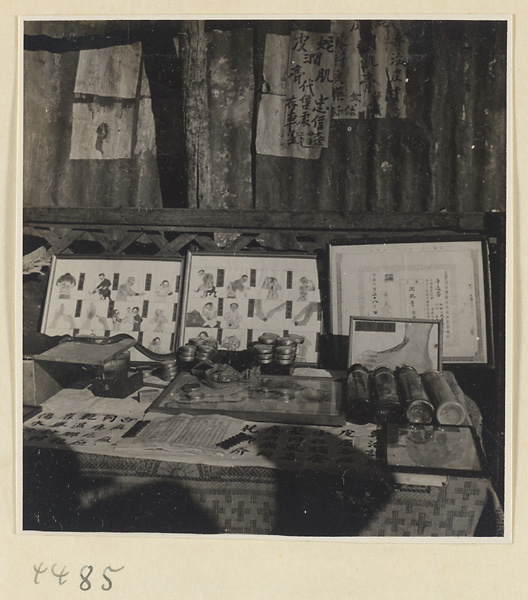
284,31,335,148
256,34,321,159
332,21,408,119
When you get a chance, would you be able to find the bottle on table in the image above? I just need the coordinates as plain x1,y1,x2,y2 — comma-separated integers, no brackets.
345,363,376,425
372,366,404,424
421,369,468,425
396,365,435,424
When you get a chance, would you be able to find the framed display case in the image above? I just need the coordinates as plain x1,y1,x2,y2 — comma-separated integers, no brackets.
381,424,486,477
328,238,492,364
147,371,345,426
41,255,183,360
179,252,323,365
348,316,442,373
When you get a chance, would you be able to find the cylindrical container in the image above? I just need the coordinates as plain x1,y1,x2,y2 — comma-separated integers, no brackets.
102,351,130,380
160,359,178,381
275,357,296,365
372,366,404,424
195,340,217,362
287,334,305,345
253,343,274,355
397,366,435,424
276,336,297,347
274,345,296,356
273,340,297,365
258,332,279,345
422,369,468,425
346,364,375,424
177,344,197,371
252,343,274,365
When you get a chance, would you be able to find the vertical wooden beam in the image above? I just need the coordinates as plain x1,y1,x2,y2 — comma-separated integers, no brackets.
141,20,188,208
182,21,211,209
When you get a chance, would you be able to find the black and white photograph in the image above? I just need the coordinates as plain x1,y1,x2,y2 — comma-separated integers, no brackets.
20,17,508,543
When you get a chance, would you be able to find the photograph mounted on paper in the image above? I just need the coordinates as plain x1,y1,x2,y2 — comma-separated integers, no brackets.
329,239,491,364
382,424,485,477
179,252,323,365
41,256,183,361
348,316,442,374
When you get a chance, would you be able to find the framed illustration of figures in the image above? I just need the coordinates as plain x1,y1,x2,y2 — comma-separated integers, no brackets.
41,256,183,360
179,252,323,365
328,238,492,365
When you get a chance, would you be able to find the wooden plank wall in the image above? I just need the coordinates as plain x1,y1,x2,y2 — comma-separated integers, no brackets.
23,20,507,213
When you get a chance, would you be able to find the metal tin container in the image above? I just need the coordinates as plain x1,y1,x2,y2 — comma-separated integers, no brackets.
274,345,296,356
102,351,130,381
276,336,297,346
258,332,279,345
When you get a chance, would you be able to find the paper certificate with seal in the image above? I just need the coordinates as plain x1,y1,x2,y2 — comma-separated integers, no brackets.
329,240,489,364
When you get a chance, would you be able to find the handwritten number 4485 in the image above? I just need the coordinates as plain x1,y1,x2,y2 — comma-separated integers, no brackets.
33,563,124,591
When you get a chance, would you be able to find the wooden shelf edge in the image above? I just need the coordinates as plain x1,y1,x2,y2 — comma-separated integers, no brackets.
23,207,491,232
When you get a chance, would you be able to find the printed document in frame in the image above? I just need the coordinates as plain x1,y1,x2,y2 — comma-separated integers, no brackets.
328,239,490,364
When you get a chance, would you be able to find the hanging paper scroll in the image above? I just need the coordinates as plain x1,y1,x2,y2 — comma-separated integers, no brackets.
71,43,144,160
283,31,335,148
74,43,142,99
332,21,408,119
256,34,321,159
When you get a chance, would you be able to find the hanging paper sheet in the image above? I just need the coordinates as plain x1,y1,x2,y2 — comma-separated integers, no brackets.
332,20,408,119
284,30,335,148
256,33,322,159
74,43,142,99
70,101,135,160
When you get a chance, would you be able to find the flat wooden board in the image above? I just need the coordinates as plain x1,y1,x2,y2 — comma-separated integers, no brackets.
147,372,345,427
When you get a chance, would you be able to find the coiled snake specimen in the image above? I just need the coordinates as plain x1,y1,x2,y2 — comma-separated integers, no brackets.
56,333,177,362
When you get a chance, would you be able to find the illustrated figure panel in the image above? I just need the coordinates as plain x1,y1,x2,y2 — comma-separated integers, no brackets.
181,253,323,364
41,257,183,359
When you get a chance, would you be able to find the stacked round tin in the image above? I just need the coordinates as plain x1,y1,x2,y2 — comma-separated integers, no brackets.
252,333,305,367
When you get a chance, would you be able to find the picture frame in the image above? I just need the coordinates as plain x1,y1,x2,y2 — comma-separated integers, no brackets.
348,316,442,374
179,251,323,365
380,423,486,478
41,255,183,361
328,237,492,365
147,371,345,427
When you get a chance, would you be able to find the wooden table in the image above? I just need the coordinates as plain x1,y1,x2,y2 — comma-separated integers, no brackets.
22,380,500,537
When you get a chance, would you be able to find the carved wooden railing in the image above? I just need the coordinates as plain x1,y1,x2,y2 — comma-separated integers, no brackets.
23,208,496,258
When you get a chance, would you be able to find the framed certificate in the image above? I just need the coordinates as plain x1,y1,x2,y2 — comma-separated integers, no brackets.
329,238,492,364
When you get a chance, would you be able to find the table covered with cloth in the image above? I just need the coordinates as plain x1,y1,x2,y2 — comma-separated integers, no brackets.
22,373,503,537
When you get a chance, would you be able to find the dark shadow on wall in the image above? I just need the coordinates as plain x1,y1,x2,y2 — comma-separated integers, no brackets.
140,21,188,208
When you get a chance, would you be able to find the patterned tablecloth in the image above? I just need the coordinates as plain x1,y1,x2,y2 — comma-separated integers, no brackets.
23,373,502,537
